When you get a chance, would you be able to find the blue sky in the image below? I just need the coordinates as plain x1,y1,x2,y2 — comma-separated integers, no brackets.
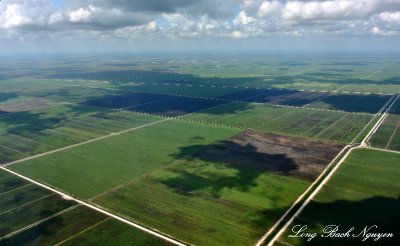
0,0,399,54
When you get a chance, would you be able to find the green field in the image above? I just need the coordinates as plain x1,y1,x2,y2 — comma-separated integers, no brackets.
0,169,171,246
370,100,400,150
0,105,160,163
277,149,400,246
10,120,241,198
184,102,373,143
60,218,171,246
95,157,311,245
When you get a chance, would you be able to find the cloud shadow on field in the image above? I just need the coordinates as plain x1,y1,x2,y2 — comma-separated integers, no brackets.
162,140,298,198
284,196,400,246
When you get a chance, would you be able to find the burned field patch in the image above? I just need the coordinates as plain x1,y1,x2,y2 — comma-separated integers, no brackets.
129,96,227,117
82,92,175,109
195,130,344,181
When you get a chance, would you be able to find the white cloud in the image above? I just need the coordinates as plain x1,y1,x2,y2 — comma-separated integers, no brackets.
257,1,281,19
234,11,256,25
379,11,400,23
69,7,92,23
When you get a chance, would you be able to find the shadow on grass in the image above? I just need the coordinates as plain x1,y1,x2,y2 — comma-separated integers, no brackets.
163,140,298,198
0,105,96,134
283,196,400,246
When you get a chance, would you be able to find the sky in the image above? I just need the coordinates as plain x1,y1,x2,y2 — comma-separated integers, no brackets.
0,0,400,54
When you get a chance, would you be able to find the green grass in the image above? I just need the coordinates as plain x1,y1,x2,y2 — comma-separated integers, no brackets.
370,114,400,151
61,218,172,246
184,102,372,143
0,105,160,163
10,120,241,198
95,157,311,245
278,149,400,246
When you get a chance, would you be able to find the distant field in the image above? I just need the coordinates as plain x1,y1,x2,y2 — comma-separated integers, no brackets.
306,94,391,113
127,83,242,98
277,149,400,246
10,120,241,198
184,102,373,143
94,131,342,245
0,105,160,163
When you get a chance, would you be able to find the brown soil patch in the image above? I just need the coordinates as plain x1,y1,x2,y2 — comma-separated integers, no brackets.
195,130,344,181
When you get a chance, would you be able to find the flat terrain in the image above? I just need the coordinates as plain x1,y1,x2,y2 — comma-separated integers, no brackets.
276,149,400,246
370,99,400,150
0,105,160,163
195,130,344,181
10,120,241,198
94,131,342,245
306,94,391,113
1,54,399,245
184,102,373,143
0,169,171,246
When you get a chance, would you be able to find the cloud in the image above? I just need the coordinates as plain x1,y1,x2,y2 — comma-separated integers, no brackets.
0,0,400,46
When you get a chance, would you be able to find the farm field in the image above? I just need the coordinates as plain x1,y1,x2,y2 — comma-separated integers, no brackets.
0,169,171,246
9,120,241,198
370,99,400,150
1,54,399,245
184,102,373,143
305,94,391,113
94,131,343,245
276,148,400,246
0,105,160,163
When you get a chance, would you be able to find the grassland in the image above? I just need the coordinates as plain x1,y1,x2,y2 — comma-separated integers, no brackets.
0,105,160,163
60,218,172,246
184,102,373,143
277,148,400,246
10,120,241,198
95,157,311,245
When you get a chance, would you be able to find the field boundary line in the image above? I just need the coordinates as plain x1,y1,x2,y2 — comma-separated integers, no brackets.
54,217,111,246
350,94,396,144
255,144,350,246
263,94,399,246
0,167,187,246
385,125,398,149
0,183,33,197
362,94,399,146
130,88,372,115
0,204,81,241
365,146,400,155
264,146,357,246
2,117,171,167
0,193,55,216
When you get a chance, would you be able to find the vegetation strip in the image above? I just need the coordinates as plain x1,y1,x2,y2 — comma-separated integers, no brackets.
53,217,111,246
0,166,186,246
0,193,55,216
0,204,80,241
263,93,399,246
